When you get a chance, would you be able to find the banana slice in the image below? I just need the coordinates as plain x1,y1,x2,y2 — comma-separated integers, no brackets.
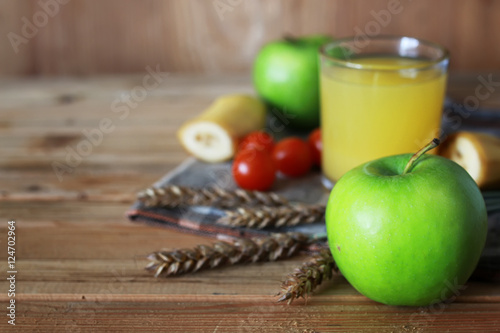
178,95,266,163
439,131,500,189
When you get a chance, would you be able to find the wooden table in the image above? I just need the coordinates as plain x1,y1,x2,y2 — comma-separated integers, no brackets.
1,74,499,332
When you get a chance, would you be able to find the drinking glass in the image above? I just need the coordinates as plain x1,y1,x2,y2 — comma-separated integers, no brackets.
319,36,449,187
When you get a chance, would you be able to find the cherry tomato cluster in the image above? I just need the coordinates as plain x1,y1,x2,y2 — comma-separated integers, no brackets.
232,129,322,191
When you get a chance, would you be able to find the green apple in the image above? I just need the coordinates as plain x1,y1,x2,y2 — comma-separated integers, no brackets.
326,139,488,306
253,35,332,130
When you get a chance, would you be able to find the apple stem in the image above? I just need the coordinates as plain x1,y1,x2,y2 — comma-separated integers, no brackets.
402,138,440,175
283,35,299,44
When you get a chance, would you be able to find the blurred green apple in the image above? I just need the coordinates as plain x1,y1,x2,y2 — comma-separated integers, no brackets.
326,139,488,306
253,35,332,130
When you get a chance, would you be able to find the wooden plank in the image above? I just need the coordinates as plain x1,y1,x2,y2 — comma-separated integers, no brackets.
0,75,241,204
1,256,498,301
0,202,138,229
0,73,497,118
0,207,215,260
1,257,334,296
1,1,500,75
0,128,184,156
0,224,213,260
2,300,499,332
0,171,160,202
0,0,33,75
0,74,252,109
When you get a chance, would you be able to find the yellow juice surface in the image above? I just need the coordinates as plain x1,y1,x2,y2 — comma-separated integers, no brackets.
320,56,447,182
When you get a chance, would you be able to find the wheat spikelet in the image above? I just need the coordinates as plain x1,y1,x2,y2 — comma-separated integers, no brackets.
276,249,338,304
146,232,310,277
138,185,288,209
217,204,325,229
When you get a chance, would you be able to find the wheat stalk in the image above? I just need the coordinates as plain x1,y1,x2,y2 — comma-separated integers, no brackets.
138,185,288,209
146,232,310,277
276,249,338,304
217,204,325,229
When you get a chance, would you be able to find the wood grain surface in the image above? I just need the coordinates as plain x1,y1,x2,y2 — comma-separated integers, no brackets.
1,0,500,76
1,74,500,331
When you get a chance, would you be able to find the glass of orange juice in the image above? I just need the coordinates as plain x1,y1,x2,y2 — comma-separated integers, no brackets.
319,36,449,187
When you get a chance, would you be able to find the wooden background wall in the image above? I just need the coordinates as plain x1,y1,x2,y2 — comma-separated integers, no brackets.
1,0,499,76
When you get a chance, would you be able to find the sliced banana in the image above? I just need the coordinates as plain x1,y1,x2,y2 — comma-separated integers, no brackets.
439,131,500,189
177,94,266,163
179,121,235,163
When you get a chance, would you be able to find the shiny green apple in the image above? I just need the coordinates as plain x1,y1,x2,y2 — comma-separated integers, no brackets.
326,140,488,306
253,35,332,130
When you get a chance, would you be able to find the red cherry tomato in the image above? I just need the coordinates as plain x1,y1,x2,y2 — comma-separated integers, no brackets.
308,128,322,167
239,131,274,154
272,137,312,177
232,149,276,191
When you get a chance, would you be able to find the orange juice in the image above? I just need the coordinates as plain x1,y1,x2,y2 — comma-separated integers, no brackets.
320,56,447,182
